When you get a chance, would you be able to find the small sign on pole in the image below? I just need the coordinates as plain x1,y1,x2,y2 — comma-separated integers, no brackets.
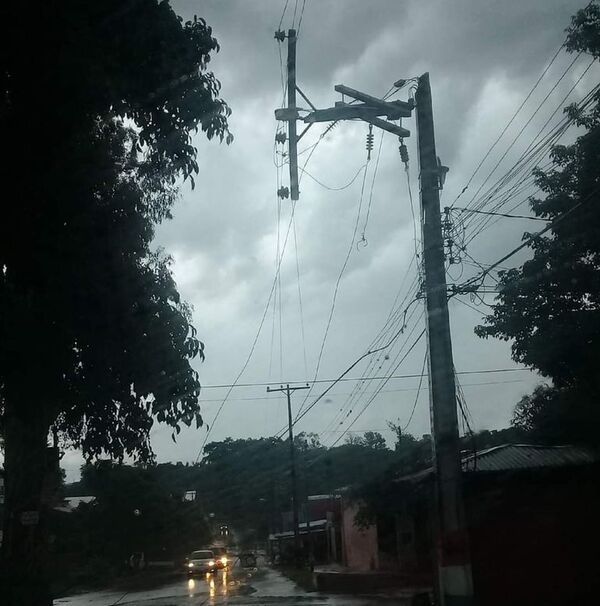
20,511,40,526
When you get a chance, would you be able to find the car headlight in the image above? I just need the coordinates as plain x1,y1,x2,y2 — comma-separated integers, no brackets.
208,560,215,567
220,556,228,565
188,562,194,568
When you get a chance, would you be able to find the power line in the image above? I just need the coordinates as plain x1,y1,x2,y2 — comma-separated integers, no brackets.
456,184,600,293
461,52,582,216
195,203,298,461
456,208,547,221
298,163,367,191
194,378,527,404
319,257,421,435
278,0,290,30
322,308,425,443
198,367,531,390
320,299,422,436
280,298,423,438
402,346,428,432
450,42,566,208
463,65,599,230
453,296,488,316
292,213,309,378
326,328,426,448
296,0,308,35
277,185,284,380
462,66,599,243
360,131,385,243
295,153,372,418
328,312,426,444
459,62,596,241
405,157,420,261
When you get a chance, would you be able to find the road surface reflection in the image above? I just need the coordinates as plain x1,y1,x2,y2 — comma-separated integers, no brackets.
186,570,229,598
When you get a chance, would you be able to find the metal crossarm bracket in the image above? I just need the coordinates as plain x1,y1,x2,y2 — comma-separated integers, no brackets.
334,84,414,116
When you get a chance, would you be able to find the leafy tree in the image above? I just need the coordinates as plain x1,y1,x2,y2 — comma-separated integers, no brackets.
294,431,323,451
476,2,600,446
78,462,210,560
50,462,210,593
353,432,432,527
0,2,230,603
128,435,400,540
343,431,388,450
362,431,388,450
511,384,599,445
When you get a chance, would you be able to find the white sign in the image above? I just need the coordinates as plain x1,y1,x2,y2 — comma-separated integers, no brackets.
20,511,40,526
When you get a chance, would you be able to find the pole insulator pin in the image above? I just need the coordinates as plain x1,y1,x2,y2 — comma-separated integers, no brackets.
275,132,287,144
366,124,374,160
278,187,290,199
274,30,286,42
399,141,409,165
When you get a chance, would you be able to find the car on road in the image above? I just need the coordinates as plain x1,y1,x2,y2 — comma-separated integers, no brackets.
209,545,230,569
185,550,217,574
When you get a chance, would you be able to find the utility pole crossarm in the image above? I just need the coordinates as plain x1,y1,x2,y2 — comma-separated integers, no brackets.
334,84,414,116
362,116,410,138
303,107,411,138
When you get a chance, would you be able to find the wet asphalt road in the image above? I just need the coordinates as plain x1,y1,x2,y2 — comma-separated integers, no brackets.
53,564,409,606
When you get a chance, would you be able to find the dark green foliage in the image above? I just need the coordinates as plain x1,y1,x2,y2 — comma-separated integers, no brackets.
476,2,600,445
63,434,402,540
352,433,432,528
345,431,388,450
512,384,600,445
50,462,210,592
0,3,230,601
78,462,209,560
0,0,231,461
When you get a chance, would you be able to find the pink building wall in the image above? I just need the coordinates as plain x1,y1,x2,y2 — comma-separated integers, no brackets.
340,500,379,571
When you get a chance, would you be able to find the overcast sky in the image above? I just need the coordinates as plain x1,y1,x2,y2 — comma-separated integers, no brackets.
58,0,600,481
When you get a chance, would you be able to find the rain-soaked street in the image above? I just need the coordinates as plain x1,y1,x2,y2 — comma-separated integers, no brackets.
53,562,409,606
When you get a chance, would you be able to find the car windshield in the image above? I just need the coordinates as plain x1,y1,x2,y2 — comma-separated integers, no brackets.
211,547,226,555
190,551,213,560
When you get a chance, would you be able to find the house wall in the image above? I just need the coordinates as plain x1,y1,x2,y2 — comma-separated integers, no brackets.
466,467,600,606
389,466,600,604
340,501,378,571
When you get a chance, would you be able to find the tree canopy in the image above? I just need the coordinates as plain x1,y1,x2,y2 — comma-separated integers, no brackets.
0,3,231,602
0,0,232,461
475,2,600,445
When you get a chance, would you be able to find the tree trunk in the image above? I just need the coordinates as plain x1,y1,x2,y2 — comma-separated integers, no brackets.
1,405,53,606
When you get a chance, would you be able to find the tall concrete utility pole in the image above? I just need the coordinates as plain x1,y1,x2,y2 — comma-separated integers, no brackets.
415,72,474,606
266,383,309,557
286,29,299,201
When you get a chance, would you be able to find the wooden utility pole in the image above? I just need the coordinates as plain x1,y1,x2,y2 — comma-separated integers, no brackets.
286,29,299,200
266,383,309,558
415,72,473,606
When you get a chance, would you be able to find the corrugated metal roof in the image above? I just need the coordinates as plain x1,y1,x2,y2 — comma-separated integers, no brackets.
269,519,328,540
54,495,95,513
394,444,598,484
462,444,598,472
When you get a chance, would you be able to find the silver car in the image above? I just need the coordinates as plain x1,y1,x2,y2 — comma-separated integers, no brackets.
185,549,217,574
